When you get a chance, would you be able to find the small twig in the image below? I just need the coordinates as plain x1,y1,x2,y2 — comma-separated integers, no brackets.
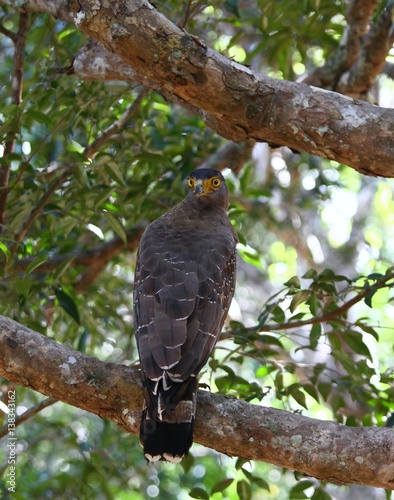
224,274,394,338
8,167,72,257
180,0,193,29
84,87,150,159
0,24,17,42
0,397,57,439
198,141,254,174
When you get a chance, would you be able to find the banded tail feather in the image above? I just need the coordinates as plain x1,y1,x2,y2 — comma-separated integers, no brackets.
140,376,197,462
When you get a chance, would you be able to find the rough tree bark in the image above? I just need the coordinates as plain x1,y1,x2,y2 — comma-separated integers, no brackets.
1,315,394,490
1,0,394,178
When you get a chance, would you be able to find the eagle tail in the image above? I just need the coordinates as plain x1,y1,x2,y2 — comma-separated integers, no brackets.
140,377,197,463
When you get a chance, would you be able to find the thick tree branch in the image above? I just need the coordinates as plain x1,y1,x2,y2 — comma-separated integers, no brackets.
3,0,394,178
1,315,394,489
73,39,217,128
336,1,394,97
73,227,143,291
6,227,144,291
303,0,380,89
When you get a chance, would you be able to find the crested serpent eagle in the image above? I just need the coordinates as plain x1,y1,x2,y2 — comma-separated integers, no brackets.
133,168,237,462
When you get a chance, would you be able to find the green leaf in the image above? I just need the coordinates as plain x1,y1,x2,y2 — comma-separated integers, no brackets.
237,480,252,500
250,475,270,490
134,151,169,163
211,478,234,494
303,384,319,403
55,287,81,324
94,188,115,209
318,382,332,401
344,331,372,361
52,257,74,280
290,290,310,312
0,241,10,262
189,487,209,500
302,268,317,279
26,255,48,275
225,0,241,18
26,109,53,126
307,291,319,316
235,458,249,470
256,365,268,377
215,375,232,392
289,385,308,409
328,332,341,350
74,164,91,188
259,334,284,348
367,272,384,280
237,243,263,270
309,322,322,349
290,479,314,499
13,277,33,298
105,160,126,186
364,289,377,308
106,212,127,245
77,328,89,353
317,268,348,282
271,305,285,323
356,323,379,340
311,487,333,500
284,275,301,289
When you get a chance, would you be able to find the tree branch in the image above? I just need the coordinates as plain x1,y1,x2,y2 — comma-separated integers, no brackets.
198,141,254,174
336,1,394,97
246,271,394,335
1,315,394,489
68,0,394,177
0,397,57,439
0,13,29,231
73,227,143,291
8,167,72,257
3,0,394,177
84,87,150,159
6,227,144,290
72,39,215,127
302,0,380,89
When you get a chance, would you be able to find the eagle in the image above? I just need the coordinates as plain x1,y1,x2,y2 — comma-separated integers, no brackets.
133,168,237,462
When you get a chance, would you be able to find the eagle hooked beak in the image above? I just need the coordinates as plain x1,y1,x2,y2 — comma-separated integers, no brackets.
193,180,205,197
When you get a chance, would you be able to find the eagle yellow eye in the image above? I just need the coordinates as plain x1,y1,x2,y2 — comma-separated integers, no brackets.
212,177,221,188
187,178,194,188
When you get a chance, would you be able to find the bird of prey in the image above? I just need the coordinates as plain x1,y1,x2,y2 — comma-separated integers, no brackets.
133,168,237,462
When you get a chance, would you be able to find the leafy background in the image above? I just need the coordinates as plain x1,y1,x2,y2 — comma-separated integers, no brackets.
0,1,394,499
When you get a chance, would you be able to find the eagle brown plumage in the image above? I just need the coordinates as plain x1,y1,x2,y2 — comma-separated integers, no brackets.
133,168,237,462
